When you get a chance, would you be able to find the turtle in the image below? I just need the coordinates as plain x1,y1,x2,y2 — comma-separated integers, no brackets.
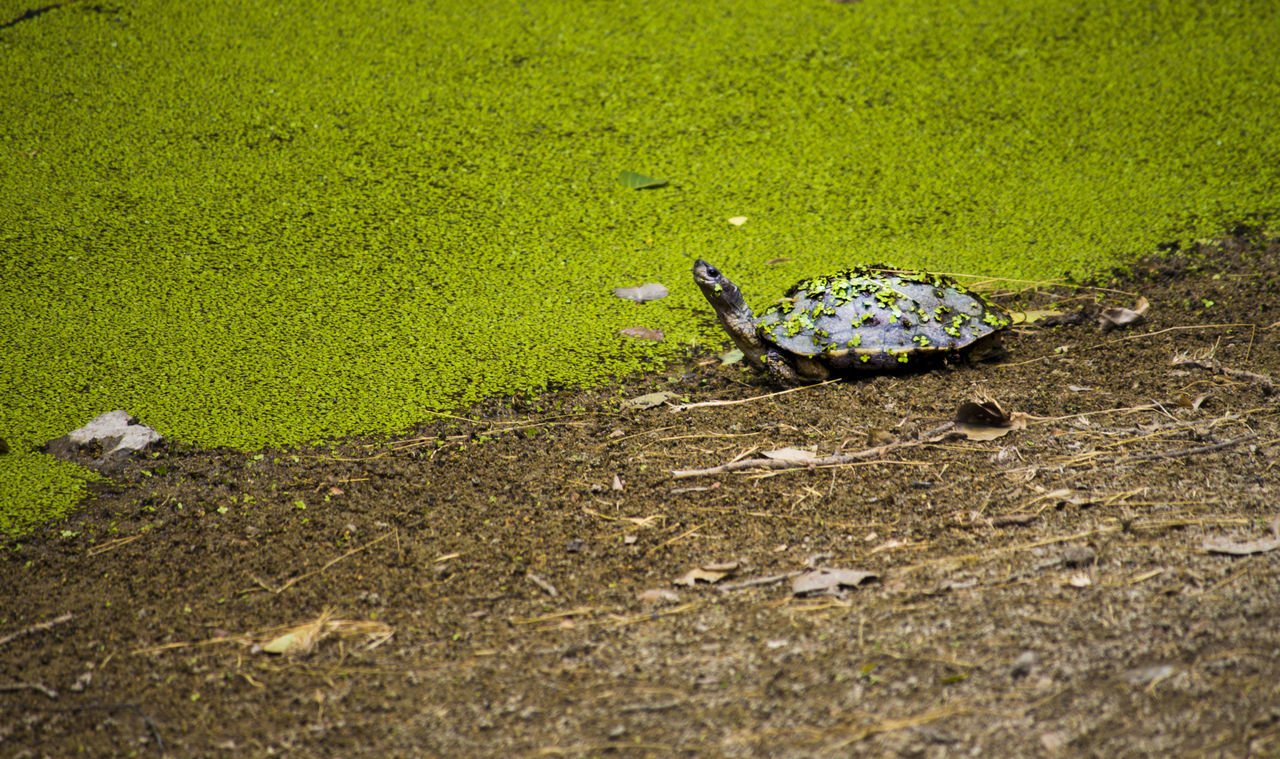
692,259,1011,383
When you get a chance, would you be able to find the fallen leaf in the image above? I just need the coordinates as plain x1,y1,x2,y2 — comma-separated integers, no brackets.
622,391,678,410
673,560,740,586
611,474,624,491
761,447,821,463
791,568,878,596
1010,308,1063,325
637,588,681,604
1098,296,1149,331
619,170,668,190
1124,663,1175,685
727,216,748,226
619,326,664,342
261,609,334,656
1201,535,1280,555
720,348,744,365
954,398,1028,441
955,398,1010,426
613,283,669,303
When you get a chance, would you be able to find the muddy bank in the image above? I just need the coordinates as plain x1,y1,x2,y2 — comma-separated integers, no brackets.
2,236,1279,757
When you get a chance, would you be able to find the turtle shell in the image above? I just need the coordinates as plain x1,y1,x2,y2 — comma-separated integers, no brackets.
755,266,1010,370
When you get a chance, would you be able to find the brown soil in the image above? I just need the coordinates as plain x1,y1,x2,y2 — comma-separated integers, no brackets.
4,236,1280,758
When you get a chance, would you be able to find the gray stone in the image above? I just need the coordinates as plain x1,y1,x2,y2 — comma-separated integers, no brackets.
44,410,162,472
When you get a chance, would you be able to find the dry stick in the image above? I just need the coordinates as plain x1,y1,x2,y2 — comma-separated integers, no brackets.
526,571,559,598
0,682,58,699
644,523,704,556
618,700,683,713
825,705,977,751
86,534,143,557
529,742,681,757
999,323,1260,369
0,612,74,648
670,378,840,412
671,423,955,479
1173,356,1277,391
1122,433,1257,463
717,572,803,592
609,602,701,627
899,517,1248,575
246,532,393,595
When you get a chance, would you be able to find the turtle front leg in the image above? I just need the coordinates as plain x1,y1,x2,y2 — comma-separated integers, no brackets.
763,350,830,385
762,350,802,385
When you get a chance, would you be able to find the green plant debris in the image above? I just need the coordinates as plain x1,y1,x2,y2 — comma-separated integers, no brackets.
619,170,669,190
2,0,1280,532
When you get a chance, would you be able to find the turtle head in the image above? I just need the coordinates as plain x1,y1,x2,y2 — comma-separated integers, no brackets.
693,258,747,313
692,259,767,366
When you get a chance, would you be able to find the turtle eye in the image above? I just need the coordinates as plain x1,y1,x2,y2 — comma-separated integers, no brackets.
706,265,720,278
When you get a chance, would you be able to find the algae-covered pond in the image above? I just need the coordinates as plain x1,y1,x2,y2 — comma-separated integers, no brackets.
2,0,1279,532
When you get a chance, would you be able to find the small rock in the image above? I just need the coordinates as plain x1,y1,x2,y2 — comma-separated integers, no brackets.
1011,650,1038,678
42,410,162,472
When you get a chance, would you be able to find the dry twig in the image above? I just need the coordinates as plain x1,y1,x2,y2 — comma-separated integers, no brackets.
0,682,59,699
670,379,840,412
0,612,74,648
1172,354,1277,392
244,532,392,595
526,572,559,597
1122,433,1257,463
825,705,976,750
717,572,803,592
671,423,955,478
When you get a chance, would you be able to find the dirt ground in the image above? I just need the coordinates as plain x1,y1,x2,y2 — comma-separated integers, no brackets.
4,235,1280,758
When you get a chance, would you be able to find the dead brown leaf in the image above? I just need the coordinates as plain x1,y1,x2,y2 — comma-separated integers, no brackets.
637,588,681,604
1098,296,1149,331
1202,535,1280,555
619,327,665,342
791,568,879,596
673,560,740,587
761,447,821,463
622,391,678,410
613,283,669,303
954,399,1028,441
